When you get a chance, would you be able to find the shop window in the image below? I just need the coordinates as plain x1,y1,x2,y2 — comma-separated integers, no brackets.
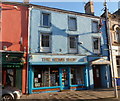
40,33,51,52
34,67,59,88
41,13,51,27
68,36,78,53
68,17,77,31
93,37,100,54
71,67,84,85
116,56,120,77
92,21,98,33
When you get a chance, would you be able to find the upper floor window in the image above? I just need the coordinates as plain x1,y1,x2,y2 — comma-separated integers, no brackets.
68,17,77,31
42,13,51,27
114,27,120,43
92,21,98,33
93,37,100,54
68,36,78,53
116,56,120,77
40,33,51,52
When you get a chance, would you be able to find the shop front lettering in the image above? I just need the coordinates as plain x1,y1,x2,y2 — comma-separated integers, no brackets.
42,58,52,62
42,58,77,62
6,57,20,62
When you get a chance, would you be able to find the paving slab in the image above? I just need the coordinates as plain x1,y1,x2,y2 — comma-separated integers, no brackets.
20,88,120,101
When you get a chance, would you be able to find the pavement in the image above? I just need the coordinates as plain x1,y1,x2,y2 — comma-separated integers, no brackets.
20,88,120,101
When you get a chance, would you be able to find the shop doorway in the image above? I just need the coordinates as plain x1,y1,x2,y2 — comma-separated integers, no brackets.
93,65,101,88
2,69,16,87
60,67,70,90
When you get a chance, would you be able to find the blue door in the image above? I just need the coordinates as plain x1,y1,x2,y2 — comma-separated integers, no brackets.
59,67,70,90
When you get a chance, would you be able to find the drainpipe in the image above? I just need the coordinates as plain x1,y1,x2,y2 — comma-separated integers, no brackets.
26,5,32,94
104,1,118,98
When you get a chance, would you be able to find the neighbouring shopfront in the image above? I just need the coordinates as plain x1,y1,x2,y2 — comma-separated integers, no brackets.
2,51,25,90
28,55,89,94
89,57,112,89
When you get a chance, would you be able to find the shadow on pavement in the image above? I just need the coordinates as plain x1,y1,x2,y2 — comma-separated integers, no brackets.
17,98,120,101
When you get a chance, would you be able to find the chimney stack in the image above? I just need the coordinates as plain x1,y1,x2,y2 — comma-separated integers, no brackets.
23,0,29,4
84,0,94,15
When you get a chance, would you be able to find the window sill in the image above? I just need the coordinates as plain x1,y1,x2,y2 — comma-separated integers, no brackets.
92,31,99,33
40,25,51,28
68,29,77,31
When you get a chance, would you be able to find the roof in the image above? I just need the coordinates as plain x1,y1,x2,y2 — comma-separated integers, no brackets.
1,2,29,7
113,9,120,16
2,2,100,19
30,4,100,19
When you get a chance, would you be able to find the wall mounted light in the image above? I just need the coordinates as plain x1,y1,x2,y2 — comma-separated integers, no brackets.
78,42,83,45
20,37,23,45
13,6,18,9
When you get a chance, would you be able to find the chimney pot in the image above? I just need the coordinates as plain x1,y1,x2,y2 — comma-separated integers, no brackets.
23,0,29,4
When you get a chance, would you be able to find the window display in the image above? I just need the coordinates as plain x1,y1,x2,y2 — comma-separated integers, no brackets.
34,66,59,88
71,67,84,85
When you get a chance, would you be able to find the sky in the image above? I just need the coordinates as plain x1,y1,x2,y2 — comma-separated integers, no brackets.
32,2,119,16
4,0,120,16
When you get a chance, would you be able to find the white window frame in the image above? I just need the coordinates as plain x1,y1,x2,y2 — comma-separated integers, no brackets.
92,37,101,54
40,33,51,52
41,12,51,27
92,20,99,33
68,35,78,54
68,17,77,31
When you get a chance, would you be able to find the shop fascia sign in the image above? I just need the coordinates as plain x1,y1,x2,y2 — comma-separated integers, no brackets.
42,57,77,62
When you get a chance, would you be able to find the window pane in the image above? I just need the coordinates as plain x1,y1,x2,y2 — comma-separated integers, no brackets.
50,68,59,86
43,13,49,26
93,38,99,50
69,36,77,48
71,67,84,85
116,28,120,43
92,21,98,33
68,17,77,30
116,56,120,77
41,34,49,47
117,67,120,77
34,67,59,88
116,56,120,65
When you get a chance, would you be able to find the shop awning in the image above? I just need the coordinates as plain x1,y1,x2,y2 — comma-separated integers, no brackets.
30,62,88,65
91,58,110,65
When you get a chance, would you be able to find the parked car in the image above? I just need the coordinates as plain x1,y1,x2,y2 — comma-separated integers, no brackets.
1,86,22,101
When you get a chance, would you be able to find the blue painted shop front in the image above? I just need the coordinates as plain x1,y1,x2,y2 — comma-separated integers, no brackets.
28,55,89,94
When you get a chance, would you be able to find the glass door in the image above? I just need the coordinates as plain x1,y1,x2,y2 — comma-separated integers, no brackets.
60,67,70,90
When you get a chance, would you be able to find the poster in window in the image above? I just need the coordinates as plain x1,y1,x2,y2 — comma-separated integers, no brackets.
35,83,40,87
50,74,56,86
34,78,38,83
43,71,49,86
